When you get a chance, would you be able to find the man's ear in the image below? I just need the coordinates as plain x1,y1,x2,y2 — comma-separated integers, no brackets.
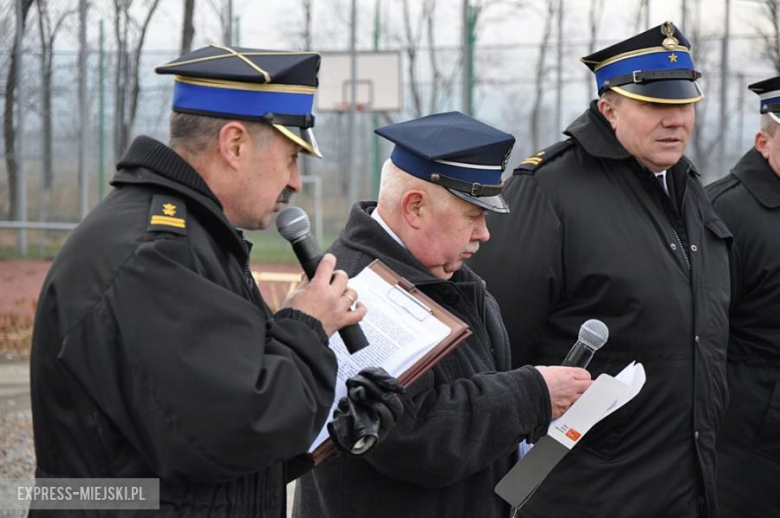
400,190,426,230
598,96,618,130
218,122,250,170
755,130,771,159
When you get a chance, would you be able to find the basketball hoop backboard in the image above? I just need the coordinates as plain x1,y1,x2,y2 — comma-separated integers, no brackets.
316,51,402,113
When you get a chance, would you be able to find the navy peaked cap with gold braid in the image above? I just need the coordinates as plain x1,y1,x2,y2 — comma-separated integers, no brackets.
156,45,323,157
376,111,515,214
582,21,703,104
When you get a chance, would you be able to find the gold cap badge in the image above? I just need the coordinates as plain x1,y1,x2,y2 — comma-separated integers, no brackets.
661,21,679,50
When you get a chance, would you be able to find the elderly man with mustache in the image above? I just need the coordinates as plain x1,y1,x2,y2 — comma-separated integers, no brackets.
470,22,731,518
293,111,592,518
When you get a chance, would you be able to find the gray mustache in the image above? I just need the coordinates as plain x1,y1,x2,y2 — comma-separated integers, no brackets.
277,188,294,204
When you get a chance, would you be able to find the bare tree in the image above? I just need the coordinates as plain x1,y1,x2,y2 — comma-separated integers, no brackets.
758,0,780,73
585,0,605,102
687,0,721,176
400,0,427,117
301,0,313,50
3,0,35,220
112,0,161,161
35,0,75,196
633,0,650,34
180,0,195,54
529,0,558,151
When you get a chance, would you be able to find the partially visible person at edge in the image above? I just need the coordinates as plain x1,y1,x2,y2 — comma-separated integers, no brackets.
293,111,593,518
29,45,402,517
706,76,780,518
469,22,730,517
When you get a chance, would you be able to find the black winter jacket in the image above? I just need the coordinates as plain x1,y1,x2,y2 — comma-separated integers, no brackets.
293,202,552,518
30,136,337,517
469,102,731,518
707,148,780,517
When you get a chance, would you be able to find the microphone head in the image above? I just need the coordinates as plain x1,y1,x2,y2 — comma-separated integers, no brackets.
579,319,609,351
276,206,310,242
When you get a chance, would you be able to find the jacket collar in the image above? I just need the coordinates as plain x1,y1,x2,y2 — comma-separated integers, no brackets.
112,136,220,205
732,147,780,208
565,100,698,178
339,202,480,287
112,136,248,256
565,101,633,161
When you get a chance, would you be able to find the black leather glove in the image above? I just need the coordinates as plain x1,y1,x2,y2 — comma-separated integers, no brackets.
328,367,405,455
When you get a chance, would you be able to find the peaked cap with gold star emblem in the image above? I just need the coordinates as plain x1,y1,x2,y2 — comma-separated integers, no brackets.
581,21,703,104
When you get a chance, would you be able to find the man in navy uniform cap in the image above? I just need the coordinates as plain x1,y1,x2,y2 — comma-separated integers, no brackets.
707,77,780,517
470,23,731,517
30,45,403,517
294,111,592,518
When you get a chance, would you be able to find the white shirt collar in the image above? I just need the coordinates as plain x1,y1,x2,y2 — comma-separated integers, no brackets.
371,207,406,249
655,170,669,195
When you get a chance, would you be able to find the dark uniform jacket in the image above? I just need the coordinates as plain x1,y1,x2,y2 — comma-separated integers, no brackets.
30,136,337,517
707,148,780,517
293,202,552,518
468,102,731,518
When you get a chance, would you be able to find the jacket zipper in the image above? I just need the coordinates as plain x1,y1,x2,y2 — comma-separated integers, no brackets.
673,173,691,270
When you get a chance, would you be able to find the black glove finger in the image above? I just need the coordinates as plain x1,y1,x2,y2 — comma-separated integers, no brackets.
355,367,406,394
364,400,397,435
347,377,397,404
334,396,351,416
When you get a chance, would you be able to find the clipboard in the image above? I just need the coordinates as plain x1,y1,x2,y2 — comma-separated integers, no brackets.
310,259,473,464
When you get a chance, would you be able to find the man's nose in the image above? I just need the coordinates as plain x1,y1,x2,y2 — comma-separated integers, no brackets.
289,164,303,193
661,106,686,127
475,216,490,242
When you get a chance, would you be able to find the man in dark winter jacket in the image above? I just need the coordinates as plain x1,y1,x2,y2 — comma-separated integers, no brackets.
293,111,593,518
29,46,402,517
469,22,731,518
706,76,780,517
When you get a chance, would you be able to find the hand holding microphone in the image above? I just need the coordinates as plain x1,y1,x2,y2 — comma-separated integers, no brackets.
535,319,609,419
276,207,369,353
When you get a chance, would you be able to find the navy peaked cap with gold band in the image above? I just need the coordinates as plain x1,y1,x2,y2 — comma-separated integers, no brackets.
582,21,703,104
748,76,780,123
156,45,323,157
375,111,515,213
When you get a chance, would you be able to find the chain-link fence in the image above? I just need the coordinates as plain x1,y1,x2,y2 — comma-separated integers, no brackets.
1,0,778,258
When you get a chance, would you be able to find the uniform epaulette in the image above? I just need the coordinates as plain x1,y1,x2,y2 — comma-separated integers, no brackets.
513,139,573,175
147,194,188,236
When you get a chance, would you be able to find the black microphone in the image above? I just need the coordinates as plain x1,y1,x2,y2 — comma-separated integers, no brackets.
276,206,369,354
562,319,609,368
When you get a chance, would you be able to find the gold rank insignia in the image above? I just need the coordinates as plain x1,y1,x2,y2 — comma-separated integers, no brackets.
148,195,187,235
521,150,546,166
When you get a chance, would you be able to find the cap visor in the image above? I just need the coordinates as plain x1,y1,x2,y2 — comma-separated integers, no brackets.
612,80,704,104
273,124,323,158
449,189,510,214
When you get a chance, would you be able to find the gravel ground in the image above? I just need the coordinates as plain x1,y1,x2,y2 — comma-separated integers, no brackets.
0,408,34,517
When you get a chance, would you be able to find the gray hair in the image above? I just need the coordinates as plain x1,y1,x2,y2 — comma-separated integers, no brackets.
377,159,453,215
760,113,779,137
599,89,623,105
169,112,274,156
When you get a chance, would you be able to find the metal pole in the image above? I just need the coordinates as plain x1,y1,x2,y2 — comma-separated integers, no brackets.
681,0,687,29
372,0,381,198
15,0,27,256
99,19,106,201
736,72,745,158
225,0,233,45
719,0,730,170
79,0,88,219
347,0,358,209
556,0,564,131
461,0,471,114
